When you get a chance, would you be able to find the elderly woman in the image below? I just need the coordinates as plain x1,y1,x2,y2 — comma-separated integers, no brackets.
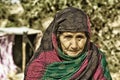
24,7,112,80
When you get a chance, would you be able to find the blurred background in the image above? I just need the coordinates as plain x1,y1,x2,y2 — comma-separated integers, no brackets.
0,0,120,80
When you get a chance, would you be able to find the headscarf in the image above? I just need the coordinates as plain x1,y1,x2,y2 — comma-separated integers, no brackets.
24,7,112,80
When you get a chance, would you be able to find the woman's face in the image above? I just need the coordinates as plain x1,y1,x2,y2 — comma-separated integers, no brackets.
59,32,87,57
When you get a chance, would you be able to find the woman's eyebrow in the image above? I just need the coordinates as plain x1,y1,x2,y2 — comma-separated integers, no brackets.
64,35,73,37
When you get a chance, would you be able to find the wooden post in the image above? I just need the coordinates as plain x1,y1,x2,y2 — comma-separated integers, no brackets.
22,32,27,72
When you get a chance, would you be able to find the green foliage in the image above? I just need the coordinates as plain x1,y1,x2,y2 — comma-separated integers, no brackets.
0,2,9,19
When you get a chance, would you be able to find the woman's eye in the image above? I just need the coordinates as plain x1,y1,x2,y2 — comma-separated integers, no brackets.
77,35,84,38
64,35,72,39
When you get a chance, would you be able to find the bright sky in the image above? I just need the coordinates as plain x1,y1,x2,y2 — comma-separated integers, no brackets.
11,0,20,4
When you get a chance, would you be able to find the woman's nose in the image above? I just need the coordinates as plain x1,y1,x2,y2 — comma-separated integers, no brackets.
70,39,78,49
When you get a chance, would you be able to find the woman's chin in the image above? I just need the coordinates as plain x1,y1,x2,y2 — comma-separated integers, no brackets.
65,51,81,57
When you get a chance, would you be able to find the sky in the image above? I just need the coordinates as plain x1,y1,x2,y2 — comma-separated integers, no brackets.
11,0,20,4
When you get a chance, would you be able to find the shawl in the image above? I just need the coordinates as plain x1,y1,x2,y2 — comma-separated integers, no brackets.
0,34,17,80
24,7,112,80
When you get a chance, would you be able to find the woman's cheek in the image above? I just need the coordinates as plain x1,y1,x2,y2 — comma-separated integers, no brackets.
64,41,70,48
78,39,86,48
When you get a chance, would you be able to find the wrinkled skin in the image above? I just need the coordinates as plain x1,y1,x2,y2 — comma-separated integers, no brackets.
59,32,87,57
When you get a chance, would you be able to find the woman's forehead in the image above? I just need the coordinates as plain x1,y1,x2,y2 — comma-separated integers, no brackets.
61,32,86,35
